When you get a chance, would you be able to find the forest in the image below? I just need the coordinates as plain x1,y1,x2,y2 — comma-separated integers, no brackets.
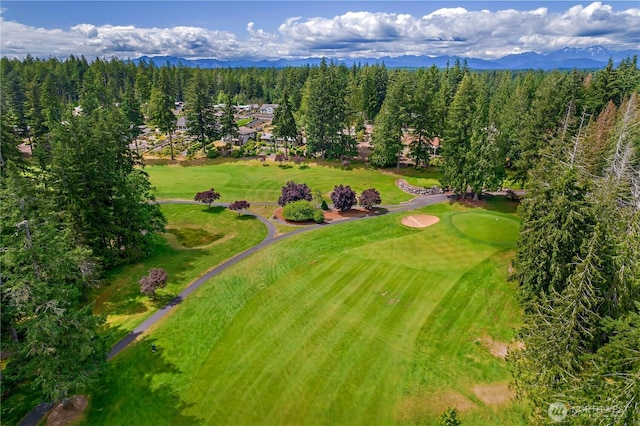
1,54,639,424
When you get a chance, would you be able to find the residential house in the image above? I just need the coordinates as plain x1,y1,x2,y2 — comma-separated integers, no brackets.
258,104,278,115
176,116,187,131
233,126,256,145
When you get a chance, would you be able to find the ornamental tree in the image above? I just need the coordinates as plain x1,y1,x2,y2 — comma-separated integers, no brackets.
330,184,357,211
138,268,168,298
195,188,221,208
278,181,312,206
229,200,250,215
359,188,382,210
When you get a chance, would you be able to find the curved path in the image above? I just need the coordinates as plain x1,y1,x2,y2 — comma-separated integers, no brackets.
19,192,450,426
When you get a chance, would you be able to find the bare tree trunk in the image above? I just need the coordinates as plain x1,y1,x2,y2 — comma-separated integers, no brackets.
169,132,174,160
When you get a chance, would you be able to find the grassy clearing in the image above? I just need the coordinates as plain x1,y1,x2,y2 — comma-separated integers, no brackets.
247,204,301,236
91,204,267,345
85,202,524,425
145,159,442,204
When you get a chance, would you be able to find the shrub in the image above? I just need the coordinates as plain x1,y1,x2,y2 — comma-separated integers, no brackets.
282,200,319,222
206,148,220,159
313,209,325,224
320,200,329,211
230,149,242,158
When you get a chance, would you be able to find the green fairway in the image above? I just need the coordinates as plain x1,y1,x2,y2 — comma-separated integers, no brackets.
85,203,524,425
92,204,268,344
145,159,435,204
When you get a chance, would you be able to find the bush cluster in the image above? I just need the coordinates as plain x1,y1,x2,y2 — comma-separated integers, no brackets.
282,200,324,223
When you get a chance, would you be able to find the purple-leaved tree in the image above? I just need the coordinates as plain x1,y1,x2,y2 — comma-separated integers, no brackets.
229,200,251,215
278,181,312,206
359,188,382,210
330,184,357,211
194,188,221,208
138,268,168,298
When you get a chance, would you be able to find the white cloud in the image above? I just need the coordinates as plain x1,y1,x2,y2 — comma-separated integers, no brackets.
1,2,638,60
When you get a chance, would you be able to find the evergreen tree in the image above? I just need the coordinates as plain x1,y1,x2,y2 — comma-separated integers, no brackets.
185,69,218,153
272,91,298,157
49,105,166,267
441,74,478,197
513,71,575,185
301,59,349,159
370,71,410,168
148,68,177,160
509,92,640,425
409,66,441,168
465,77,505,199
1,143,107,406
121,85,145,157
219,94,238,143
1,70,29,140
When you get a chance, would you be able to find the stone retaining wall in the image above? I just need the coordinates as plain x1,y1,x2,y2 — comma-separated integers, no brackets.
395,179,445,196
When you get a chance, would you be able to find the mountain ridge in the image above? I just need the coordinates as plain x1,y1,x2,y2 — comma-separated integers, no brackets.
131,46,637,70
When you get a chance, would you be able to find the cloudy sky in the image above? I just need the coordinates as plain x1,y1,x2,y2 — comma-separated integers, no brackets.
1,1,638,60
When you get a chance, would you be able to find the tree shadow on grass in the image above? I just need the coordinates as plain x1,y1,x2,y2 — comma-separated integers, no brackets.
234,214,258,221
95,245,209,320
451,194,520,214
150,293,179,308
86,337,202,425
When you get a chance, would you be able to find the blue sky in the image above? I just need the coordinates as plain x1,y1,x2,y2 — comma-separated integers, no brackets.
1,1,638,60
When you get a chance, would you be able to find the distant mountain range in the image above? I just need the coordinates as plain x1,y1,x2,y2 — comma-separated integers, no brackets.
132,46,637,70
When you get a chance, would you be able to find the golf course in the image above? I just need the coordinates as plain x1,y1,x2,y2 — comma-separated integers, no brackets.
79,160,526,425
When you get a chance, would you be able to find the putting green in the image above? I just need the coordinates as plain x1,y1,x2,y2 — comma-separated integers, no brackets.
450,212,520,246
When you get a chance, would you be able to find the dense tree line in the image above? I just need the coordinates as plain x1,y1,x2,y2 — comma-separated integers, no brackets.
509,92,640,424
3,54,638,184
1,60,165,412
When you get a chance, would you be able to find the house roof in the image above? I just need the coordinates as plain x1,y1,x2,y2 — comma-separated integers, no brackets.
259,103,279,110
238,126,256,135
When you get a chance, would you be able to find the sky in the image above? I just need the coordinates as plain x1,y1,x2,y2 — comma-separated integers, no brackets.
1,1,638,60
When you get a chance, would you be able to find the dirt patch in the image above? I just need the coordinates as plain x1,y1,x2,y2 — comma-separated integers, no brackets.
46,395,88,426
477,336,524,359
472,382,514,406
396,391,477,422
324,207,380,221
401,214,440,228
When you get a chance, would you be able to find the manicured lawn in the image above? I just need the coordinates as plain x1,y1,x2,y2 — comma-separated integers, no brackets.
91,204,268,345
396,166,443,189
85,202,525,425
145,159,440,204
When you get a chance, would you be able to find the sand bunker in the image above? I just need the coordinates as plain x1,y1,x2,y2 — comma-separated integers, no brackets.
401,214,440,228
